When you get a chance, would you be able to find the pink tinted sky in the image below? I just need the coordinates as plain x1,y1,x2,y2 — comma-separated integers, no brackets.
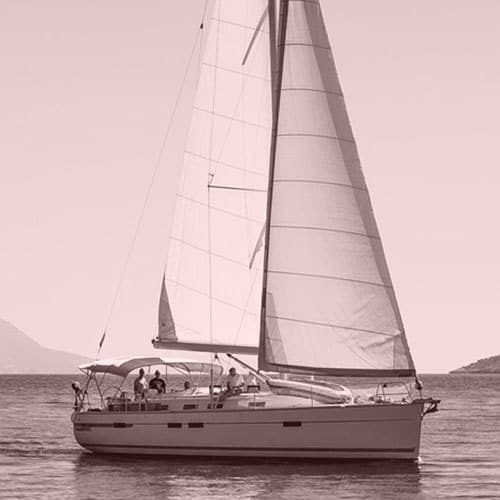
0,1,499,373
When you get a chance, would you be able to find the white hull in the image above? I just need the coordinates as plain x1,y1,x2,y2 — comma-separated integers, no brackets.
73,398,424,461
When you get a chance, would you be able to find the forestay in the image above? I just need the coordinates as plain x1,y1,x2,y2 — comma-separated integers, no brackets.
259,0,416,376
157,0,272,352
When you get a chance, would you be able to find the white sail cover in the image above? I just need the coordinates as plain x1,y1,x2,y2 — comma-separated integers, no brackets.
259,0,416,376
159,0,272,350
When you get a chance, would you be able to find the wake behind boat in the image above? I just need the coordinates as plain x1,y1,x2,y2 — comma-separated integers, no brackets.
72,0,439,461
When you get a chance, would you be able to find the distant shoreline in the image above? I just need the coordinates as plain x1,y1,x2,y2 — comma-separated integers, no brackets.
449,371,500,375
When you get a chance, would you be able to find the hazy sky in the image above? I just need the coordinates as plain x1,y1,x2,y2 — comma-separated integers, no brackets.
1,0,499,373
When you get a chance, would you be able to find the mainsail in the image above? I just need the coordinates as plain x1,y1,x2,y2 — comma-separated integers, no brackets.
155,0,272,353
259,0,415,376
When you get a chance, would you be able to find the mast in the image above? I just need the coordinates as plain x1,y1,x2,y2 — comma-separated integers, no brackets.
259,0,289,363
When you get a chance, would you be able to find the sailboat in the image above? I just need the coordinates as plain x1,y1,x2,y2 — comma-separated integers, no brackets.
72,0,439,460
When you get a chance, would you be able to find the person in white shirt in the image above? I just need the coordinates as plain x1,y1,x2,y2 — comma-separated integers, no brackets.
220,367,245,401
133,368,147,401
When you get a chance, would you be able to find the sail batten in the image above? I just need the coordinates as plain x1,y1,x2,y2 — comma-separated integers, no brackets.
266,270,394,290
277,133,355,143
267,315,399,338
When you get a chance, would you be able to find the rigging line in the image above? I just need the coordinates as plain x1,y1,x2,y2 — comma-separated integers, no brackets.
100,12,206,346
233,258,262,346
185,150,266,177
193,105,268,129
207,0,222,348
176,194,262,223
242,2,251,272
208,184,266,192
209,85,249,182
170,236,249,267
171,0,209,299
198,0,209,84
202,62,271,82
210,16,270,34
234,4,257,348
166,278,257,316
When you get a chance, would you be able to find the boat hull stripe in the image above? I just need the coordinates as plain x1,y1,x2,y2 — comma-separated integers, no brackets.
77,443,415,453
74,418,414,427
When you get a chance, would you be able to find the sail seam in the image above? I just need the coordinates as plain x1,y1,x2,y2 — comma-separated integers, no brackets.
209,17,270,34
270,224,381,240
281,87,343,98
288,0,321,4
267,314,398,338
267,269,392,290
278,133,354,143
202,62,270,82
170,236,248,267
176,194,262,224
185,150,266,177
285,42,330,51
193,105,268,130
273,178,367,192
166,278,258,316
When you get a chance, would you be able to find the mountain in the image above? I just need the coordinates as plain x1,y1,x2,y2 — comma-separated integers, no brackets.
450,354,500,374
0,317,90,373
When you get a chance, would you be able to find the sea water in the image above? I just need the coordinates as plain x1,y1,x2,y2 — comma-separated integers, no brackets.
0,374,499,499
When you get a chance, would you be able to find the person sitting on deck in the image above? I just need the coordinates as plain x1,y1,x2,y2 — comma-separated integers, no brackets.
149,370,167,394
220,367,245,401
133,368,147,401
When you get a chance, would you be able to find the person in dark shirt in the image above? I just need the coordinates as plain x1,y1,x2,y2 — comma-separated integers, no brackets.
149,370,167,394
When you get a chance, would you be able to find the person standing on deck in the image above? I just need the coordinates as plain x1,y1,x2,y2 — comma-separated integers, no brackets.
133,368,147,400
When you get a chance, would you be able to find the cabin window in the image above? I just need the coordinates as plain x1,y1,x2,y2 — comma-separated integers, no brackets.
282,421,302,427
183,404,198,410
167,423,182,428
188,422,204,428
